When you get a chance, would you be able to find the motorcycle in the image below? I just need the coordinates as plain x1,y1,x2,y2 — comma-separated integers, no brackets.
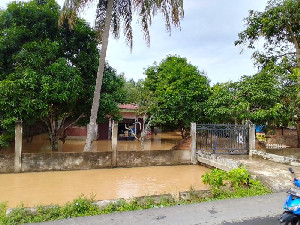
279,167,300,225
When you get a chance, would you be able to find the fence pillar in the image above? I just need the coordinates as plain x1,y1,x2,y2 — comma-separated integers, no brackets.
14,120,22,173
249,124,255,156
108,117,112,140
111,120,118,167
191,123,197,164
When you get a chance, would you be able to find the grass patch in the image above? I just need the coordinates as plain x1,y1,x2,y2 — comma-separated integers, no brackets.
0,167,270,224
0,195,178,225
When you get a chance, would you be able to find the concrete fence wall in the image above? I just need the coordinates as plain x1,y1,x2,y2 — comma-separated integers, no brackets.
0,150,192,173
0,154,15,173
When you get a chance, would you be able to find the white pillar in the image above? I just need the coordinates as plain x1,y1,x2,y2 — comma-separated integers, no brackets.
191,123,197,164
249,124,255,156
14,121,22,173
112,120,118,167
134,116,137,135
108,117,112,140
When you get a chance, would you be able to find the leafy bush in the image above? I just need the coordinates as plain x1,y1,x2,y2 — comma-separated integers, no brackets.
59,195,101,218
202,167,270,199
202,168,227,188
0,134,13,149
227,167,250,188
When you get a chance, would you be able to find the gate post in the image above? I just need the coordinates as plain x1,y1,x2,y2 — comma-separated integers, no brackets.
191,123,197,164
249,123,255,156
112,120,118,167
14,120,22,173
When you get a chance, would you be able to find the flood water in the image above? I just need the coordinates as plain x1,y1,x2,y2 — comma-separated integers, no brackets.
0,165,209,208
5,132,187,153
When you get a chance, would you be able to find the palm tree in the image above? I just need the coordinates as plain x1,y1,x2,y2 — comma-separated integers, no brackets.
59,0,184,151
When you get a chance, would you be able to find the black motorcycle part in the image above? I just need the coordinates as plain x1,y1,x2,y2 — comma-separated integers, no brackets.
289,167,295,174
279,211,298,223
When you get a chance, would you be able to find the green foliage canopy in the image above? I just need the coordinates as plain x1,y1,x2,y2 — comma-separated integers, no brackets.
143,55,211,136
205,62,298,125
235,0,300,68
235,0,299,145
0,0,125,150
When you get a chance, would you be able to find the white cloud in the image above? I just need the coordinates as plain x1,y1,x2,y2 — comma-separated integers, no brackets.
0,0,268,85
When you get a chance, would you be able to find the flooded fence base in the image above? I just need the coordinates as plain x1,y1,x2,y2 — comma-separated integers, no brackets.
0,154,14,173
0,150,192,173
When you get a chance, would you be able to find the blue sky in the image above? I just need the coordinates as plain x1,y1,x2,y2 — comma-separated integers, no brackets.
0,0,268,85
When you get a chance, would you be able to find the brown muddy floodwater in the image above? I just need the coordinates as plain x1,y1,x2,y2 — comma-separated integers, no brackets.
6,132,186,153
0,165,210,208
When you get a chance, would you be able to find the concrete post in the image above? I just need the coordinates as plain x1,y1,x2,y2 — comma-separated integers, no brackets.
14,120,22,173
94,124,98,140
191,123,197,164
108,117,112,140
249,124,255,156
111,120,118,167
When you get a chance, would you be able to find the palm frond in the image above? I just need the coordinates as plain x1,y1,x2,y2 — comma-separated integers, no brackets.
133,0,184,46
59,0,94,29
94,0,107,41
60,0,183,49
95,0,133,49
117,0,133,50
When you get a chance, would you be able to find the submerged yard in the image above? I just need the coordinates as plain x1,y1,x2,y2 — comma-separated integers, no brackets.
5,132,189,153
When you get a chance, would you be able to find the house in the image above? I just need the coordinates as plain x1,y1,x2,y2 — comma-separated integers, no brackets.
116,104,145,140
65,104,146,140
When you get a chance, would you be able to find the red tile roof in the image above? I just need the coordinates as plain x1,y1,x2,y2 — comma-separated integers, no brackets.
118,104,139,110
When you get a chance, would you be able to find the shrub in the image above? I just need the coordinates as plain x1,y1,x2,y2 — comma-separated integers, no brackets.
202,166,270,199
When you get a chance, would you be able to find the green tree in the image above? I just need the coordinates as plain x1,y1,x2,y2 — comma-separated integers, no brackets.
235,0,300,146
0,0,125,150
123,78,147,106
123,78,138,103
60,0,184,151
237,67,284,124
204,82,240,124
205,62,298,126
143,55,211,137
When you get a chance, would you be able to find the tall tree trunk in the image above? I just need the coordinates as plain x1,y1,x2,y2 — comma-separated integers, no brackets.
44,119,59,151
180,127,185,139
41,116,58,151
84,0,114,151
297,119,300,148
49,131,59,151
290,28,300,147
297,62,300,147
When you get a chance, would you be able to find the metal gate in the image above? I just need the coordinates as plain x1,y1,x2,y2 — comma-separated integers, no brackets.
196,124,249,154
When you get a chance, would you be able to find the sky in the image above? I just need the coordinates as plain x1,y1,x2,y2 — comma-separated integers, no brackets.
0,0,268,85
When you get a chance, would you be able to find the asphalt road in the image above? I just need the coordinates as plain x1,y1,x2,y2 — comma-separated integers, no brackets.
31,192,287,225
222,216,280,225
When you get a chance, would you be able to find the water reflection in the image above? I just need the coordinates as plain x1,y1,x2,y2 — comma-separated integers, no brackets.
5,132,188,153
0,165,209,207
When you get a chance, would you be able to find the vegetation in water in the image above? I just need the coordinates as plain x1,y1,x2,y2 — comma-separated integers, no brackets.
201,166,271,200
0,167,270,224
